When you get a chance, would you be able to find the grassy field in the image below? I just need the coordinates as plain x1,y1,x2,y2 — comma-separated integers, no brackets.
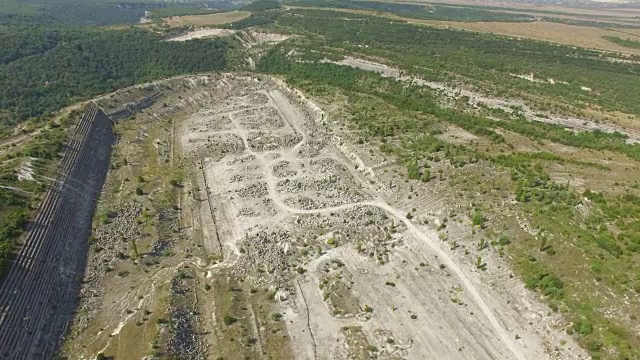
291,6,640,55
419,20,640,55
163,10,251,27
387,0,640,20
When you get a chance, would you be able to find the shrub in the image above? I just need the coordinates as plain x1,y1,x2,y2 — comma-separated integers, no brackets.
223,315,236,326
498,235,511,246
471,210,485,227
407,159,419,180
421,169,431,182
526,273,564,299
573,319,594,336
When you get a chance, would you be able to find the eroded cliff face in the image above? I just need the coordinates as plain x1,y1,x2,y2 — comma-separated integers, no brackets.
0,107,115,359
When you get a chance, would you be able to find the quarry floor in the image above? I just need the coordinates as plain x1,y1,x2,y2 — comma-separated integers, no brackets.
63,74,587,360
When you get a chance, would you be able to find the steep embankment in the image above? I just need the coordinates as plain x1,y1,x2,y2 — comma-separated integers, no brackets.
0,107,115,359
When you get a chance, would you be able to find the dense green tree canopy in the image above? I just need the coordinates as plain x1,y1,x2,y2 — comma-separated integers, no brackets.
0,26,229,126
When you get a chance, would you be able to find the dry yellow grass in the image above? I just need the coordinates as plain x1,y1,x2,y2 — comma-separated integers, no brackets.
489,10,640,27
390,0,640,19
413,20,640,55
293,6,640,54
164,10,250,27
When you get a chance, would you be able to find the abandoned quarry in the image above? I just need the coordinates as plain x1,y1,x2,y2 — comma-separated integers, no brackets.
3,1,640,359
0,73,591,359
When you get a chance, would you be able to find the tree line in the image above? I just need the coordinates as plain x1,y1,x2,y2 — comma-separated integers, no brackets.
289,0,535,22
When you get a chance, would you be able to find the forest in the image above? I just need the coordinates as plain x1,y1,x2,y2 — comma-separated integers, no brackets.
0,0,234,26
224,2,281,29
1,0,145,26
0,23,229,273
0,122,68,277
0,26,229,128
258,45,640,162
0,0,236,278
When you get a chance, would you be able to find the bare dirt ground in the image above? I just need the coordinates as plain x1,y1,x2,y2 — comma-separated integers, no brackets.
63,74,588,359
163,11,250,27
166,28,237,42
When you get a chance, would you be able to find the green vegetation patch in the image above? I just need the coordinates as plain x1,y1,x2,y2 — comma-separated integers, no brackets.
0,26,229,126
243,0,281,12
603,35,640,49
545,17,640,29
0,122,72,276
0,0,237,27
289,0,535,22
255,28,640,356
270,8,640,120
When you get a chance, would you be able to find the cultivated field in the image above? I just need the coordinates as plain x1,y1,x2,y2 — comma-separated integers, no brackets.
163,10,250,27
393,0,640,19
416,20,640,55
292,6,640,55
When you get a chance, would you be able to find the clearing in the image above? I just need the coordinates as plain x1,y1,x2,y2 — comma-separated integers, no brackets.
163,10,250,27
166,28,236,41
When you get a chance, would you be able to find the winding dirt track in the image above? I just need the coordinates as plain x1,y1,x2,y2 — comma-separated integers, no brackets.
215,88,528,360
